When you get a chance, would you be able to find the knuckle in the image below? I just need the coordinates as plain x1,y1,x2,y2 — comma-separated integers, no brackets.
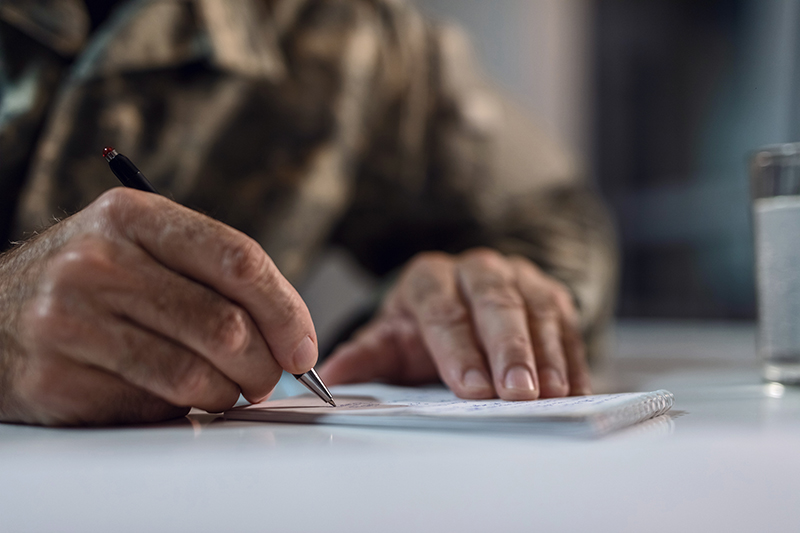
208,306,250,358
419,295,469,327
407,251,451,274
547,279,571,300
273,292,308,332
497,334,533,359
219,237,270,286
469,276,523,310
128,339,216,407
570,342,588,365
252,271,307,329
403,255,454,306
166,360,212,405
89,187,144,226
509,254,543,274
527,288,560,321
475,288,524,311
48,236,118,285
23,292,60,333
552,285,578,313
461,247,504,269
530,300,559,322
23,295,78,346
374,319,400,344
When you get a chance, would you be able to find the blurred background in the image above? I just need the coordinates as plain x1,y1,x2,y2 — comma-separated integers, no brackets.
304,0,800,347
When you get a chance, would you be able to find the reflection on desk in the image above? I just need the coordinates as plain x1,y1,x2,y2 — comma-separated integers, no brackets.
1,320,799,533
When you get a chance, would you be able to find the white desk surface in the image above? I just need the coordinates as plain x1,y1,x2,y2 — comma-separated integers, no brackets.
2,320,799,533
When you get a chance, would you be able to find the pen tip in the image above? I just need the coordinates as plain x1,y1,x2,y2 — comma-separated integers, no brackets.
328,399,337,407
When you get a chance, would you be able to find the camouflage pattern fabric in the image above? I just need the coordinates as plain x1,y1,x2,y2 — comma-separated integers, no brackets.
0,0,618,357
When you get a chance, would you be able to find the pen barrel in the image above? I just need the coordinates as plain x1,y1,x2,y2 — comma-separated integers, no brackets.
109,154,158,194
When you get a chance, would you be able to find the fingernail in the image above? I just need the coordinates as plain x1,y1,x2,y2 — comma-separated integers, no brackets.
463,369,491,390
504,365,535,391
291,335,318,369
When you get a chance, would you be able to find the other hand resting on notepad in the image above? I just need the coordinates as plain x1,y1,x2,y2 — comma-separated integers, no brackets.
319,249,591,401
0,189,319,425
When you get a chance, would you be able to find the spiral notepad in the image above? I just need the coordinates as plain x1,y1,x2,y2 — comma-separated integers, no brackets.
225,384,674,437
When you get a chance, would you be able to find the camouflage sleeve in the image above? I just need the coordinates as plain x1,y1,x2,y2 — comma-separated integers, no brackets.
330,4,619,355
7,0,617,355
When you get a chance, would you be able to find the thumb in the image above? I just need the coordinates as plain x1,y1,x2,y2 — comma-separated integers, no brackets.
318,317,439,386
317,327,399,386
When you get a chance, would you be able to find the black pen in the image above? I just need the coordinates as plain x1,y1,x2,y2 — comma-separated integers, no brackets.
102,146,336,407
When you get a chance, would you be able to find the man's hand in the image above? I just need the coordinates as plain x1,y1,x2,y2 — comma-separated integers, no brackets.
0,188,318,426
319,248,591,400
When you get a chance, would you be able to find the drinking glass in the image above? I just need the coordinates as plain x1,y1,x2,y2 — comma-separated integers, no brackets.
751,143,800,384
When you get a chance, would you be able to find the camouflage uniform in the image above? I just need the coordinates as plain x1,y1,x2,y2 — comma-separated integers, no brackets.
0,0,618,356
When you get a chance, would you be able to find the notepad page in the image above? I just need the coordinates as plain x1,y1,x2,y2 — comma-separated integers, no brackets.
224,384,674,436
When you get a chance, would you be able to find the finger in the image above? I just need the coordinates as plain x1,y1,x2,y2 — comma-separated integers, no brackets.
55,235,283,402
552,288,592,395
13,355,189,426
510,259,569,398
90,188,318,374
562,319,592,395
530,316,569,398
457,250,538,400
318,316,437,386
513,256,591,396
24,282,242,412
394,253,495,399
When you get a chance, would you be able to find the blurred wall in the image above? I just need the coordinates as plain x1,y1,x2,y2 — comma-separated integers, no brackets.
417,0,593,161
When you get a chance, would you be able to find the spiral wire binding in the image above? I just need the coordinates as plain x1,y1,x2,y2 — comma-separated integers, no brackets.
591,390,675,435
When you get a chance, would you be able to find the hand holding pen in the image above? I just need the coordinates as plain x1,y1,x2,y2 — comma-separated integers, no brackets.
0,145,332,426
103,147,335,407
